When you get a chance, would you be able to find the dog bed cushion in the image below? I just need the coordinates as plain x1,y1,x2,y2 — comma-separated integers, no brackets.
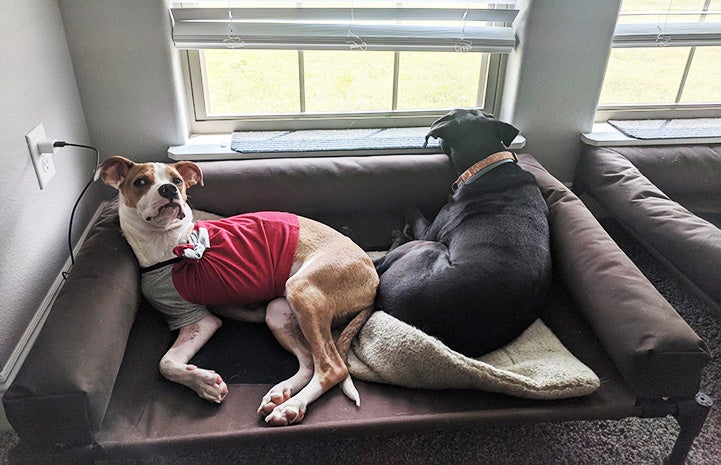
347,312,600,400
574,145,721,316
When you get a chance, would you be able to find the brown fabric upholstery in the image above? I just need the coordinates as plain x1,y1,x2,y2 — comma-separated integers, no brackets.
3,153,710,461
3,200,140,447
575,145,721,315
603,145,721,212
188,154,456,250
522,154,710,398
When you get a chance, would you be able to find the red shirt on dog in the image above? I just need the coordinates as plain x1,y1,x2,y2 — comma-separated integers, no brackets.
141,212,299,330
172,212,300,306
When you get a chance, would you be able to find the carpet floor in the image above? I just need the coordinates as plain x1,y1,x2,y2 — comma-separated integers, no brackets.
0,219,718,465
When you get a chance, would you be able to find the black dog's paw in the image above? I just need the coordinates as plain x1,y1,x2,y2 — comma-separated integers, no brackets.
403,207,429,239
402,224,414,239
338,226,360,244
404,207,424,224
389,228,412,250
391,228,410,241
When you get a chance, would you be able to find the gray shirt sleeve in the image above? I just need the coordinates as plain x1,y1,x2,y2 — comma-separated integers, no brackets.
141,265,212,331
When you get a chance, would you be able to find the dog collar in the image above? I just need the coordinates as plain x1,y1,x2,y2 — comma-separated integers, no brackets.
452,151,517,192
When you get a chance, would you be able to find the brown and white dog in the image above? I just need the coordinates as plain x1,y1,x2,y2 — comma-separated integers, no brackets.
95,156,379,426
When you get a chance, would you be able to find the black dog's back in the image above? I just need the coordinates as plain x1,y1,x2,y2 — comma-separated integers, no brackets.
375,163,551,357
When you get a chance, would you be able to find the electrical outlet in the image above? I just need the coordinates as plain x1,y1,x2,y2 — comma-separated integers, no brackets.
26,123,56,190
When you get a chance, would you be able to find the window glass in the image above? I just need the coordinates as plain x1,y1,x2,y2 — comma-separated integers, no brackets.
178,1,514,130
203,50,300,114
679,46,721,103
396,52,484,110
303,51,395,112
598,47,690,105
201,49,487,116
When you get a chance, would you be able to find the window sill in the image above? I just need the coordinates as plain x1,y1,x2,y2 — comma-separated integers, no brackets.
582,122,721,147
168,129,527,161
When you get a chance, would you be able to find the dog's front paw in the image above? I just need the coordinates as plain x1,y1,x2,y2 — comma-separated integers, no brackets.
184,365,228,404
264,399,307,426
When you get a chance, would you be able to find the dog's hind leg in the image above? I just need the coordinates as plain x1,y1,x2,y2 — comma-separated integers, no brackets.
263,286,348,426
264,216,378,426
258,298,315,417
263,256,377,425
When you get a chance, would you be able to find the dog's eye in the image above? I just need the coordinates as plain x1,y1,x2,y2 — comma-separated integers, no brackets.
172,177,183,185
133,178,147,187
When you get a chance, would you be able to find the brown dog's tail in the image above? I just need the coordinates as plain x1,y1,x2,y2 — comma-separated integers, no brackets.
335,305,375,366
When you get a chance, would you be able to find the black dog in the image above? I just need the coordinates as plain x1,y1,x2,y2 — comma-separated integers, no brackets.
374,109,551,357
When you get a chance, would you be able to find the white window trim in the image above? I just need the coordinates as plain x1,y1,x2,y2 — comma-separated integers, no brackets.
181,49,508,133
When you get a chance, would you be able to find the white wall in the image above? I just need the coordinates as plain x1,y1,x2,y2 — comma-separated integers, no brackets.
57,0,188,163
502,0,622,181
0,0,102,395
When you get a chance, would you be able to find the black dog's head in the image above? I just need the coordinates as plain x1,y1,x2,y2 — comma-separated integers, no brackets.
424,109,519,174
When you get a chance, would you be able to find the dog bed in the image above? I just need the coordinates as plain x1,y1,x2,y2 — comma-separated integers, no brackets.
4,153,710,465
574,144,721,317
348,313,600,399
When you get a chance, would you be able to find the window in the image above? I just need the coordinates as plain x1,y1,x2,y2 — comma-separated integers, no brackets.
173,1,517,133
597,0,721,120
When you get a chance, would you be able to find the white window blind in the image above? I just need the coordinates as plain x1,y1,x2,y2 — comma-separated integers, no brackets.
613,10,721,48
170,1,518,53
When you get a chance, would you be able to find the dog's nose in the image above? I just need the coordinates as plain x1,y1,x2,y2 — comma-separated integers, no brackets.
158,183,179,200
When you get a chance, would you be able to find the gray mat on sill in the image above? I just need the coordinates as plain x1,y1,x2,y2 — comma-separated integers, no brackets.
608,118,721,140
230,127,440,154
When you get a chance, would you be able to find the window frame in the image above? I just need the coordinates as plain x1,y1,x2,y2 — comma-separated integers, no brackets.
595,3,721,122
181,49,508,133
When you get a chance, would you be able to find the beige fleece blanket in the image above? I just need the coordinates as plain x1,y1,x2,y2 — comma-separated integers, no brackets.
347,312,600,400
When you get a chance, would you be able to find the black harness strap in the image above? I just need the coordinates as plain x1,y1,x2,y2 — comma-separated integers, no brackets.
139,257,181,274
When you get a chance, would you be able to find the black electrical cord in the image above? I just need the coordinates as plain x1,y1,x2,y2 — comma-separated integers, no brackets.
53,142,100,277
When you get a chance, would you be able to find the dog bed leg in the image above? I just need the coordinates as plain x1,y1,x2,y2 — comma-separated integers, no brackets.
664,392,713,465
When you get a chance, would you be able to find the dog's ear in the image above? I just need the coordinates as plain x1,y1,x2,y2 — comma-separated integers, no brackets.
173,161,204,188
95,155,134,189
423,113,457,149
495,120,519,147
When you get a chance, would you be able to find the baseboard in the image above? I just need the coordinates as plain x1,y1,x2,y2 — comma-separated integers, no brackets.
0,201,108,430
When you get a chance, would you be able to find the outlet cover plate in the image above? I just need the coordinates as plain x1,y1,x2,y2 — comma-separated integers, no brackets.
26,123,56,190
